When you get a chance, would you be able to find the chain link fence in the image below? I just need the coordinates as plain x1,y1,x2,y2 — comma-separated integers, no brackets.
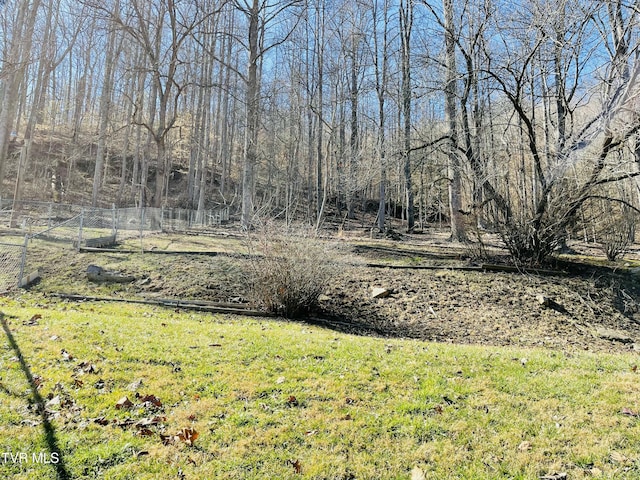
0,200,232,291
0,241,26,292
0,199,230,237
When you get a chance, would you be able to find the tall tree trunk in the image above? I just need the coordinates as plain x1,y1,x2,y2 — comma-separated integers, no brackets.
219,9,235,199
315,1,325,223
373,0,389,232
92,7,119,206
400,0,414,232
347,33,359,220
0,0,43,198
444,0,466,241
241,0,261,228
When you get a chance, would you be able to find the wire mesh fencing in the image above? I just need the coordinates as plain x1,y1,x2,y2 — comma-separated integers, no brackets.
0,199,230,236
0,198,84,230
0,241,26,292
0,202,233,292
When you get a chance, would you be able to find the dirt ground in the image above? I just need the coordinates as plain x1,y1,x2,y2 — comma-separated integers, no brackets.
22,227,640,355
303,231,640,354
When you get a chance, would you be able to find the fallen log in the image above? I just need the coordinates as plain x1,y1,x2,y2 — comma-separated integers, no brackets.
365,263,483,271
363,262,564,275
74,234,117,249
480,264,563,275
49,293,275,318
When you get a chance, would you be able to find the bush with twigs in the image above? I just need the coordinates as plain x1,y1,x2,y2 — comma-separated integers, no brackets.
597,205,637,261
245,223,338,318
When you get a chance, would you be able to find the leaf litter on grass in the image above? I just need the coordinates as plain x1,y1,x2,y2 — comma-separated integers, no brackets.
2,292,640,478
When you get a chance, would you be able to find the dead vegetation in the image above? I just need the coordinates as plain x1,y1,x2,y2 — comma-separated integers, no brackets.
20,227,640,354
244,223,340,318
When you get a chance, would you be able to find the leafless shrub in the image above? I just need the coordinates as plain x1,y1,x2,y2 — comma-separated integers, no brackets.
245,222,338,318
597,207,636,261
463,223,489,262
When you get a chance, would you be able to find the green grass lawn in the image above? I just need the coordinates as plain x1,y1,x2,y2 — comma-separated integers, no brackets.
1,292,640,479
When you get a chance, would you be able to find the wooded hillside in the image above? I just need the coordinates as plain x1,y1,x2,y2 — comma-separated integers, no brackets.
2,0,640,262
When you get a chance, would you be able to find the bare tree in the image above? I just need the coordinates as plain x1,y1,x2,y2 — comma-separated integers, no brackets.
235,0,302,228
371,0,391,232
443,0,466,241
399,0,415,231
0,0,44,198
91,0,121,206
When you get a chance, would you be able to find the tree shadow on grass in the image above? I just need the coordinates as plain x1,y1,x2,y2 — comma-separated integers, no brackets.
0,313,70,480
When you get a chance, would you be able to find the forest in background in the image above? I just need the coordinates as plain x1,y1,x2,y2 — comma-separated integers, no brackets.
2,0,640,263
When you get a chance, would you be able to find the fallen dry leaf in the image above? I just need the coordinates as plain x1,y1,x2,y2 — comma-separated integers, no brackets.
518,441,532,452
177,428,199,445
288,459,302,474
161,428,199,446
61,349,74,361
137,394,162,408
621,407,638,417
540,473,567,480
24,314,41,326
632,365,638,373
136,415,166,427
93,417,109,426
114,418,136,429
411,466,426,480
287,395,299,407
610,452,628,463
32,375,44,388
76,362,97,374
136,428,154,437
115,396,133,410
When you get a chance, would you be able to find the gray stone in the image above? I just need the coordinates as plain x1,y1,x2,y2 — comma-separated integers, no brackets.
536,294,551,307
595,327,634,344
87,265,135,283
372,287,392,299
86,265,104,275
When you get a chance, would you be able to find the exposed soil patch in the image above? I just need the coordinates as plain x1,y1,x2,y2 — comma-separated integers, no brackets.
317,263,640,354
22,230,640,354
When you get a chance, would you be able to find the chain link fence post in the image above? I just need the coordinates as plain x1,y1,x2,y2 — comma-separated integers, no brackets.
112,203,117,237
140,207,145,252
18,235,28,288
77,208,84,252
